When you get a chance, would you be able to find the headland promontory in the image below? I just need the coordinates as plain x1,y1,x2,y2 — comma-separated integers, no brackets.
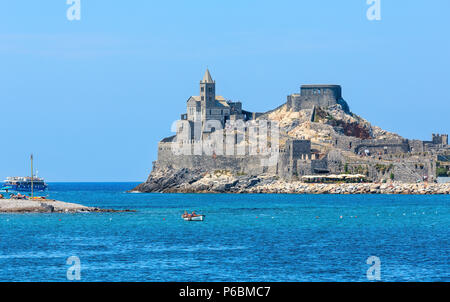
133,70,449,194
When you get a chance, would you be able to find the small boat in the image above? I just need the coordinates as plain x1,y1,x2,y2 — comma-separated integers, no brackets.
181,213,205,221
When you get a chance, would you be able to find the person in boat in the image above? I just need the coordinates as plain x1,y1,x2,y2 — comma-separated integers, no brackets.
191,211,197,217
0,194,3,199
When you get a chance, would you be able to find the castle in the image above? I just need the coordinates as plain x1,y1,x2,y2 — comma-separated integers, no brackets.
155,70,449,183
287,84,350,113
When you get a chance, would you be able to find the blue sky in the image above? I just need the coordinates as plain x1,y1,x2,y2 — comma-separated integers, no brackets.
0,0,449,181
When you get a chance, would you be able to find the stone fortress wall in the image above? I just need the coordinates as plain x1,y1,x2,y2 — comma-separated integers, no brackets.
156,141,277,176
287,85,350,113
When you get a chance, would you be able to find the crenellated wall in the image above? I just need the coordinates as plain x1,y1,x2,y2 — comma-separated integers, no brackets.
354,139,410,155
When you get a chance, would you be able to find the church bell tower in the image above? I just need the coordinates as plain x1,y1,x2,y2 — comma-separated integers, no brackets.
200,69,216,108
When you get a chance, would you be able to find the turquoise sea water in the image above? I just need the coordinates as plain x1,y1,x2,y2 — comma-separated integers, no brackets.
0,183,449,282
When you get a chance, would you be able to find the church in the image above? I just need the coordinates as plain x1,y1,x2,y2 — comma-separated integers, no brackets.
180,69,260,137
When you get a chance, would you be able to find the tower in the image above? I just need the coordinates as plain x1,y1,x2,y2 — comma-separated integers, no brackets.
432,134,448,146
200,69,216,108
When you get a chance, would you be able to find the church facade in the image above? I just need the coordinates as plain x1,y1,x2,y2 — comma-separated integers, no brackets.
180,69,260,138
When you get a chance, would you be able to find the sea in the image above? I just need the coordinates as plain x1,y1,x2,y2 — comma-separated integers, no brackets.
0,182,448,282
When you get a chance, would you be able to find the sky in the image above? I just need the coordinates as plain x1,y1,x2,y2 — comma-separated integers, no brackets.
0,0,449,182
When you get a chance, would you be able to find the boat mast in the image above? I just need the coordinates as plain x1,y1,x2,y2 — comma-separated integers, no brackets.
31,154,34,199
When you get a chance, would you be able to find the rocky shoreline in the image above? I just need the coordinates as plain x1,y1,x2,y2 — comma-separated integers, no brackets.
0,198,135,214
132,168,450,195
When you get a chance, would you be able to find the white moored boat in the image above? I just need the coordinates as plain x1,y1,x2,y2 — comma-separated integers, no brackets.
181,214,205,221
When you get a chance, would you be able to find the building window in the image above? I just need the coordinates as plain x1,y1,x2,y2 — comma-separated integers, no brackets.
201,87,204,92
201,96,204,101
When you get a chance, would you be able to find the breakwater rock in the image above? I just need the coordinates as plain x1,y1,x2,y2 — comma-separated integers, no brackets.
132,168,450,195
244,182,450,195
0,199,135,214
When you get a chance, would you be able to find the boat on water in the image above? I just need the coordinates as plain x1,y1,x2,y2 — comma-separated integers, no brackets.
2,154,48,193
182,212,205,221
3,176,48,192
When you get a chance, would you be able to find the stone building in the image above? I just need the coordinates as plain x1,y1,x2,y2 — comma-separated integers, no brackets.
181,69,258,138
287,84,350,113
432,134,448,146
423,134,449,150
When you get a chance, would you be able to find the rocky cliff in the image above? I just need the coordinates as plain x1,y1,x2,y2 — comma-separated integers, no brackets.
131,166,449,194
